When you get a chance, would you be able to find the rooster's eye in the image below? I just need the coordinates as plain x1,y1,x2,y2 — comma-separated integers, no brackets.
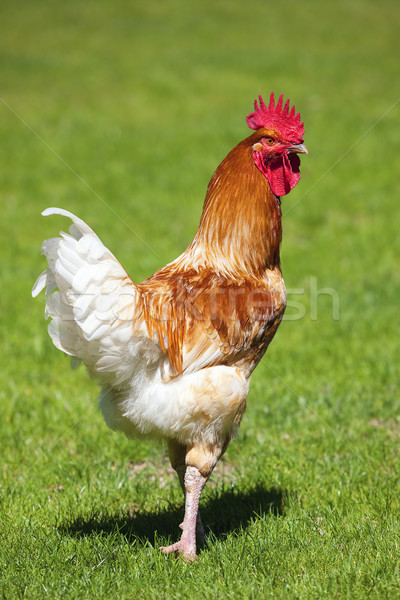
265,137,275,145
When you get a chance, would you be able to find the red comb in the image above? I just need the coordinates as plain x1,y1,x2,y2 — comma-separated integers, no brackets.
246,93,304,143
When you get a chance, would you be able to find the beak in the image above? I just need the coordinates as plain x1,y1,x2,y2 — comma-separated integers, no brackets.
287,143,308,155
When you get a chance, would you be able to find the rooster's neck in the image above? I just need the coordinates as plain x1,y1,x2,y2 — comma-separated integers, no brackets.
190,134,282,279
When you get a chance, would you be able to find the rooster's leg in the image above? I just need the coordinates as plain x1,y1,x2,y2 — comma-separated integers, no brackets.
163,440,226,561
176,465,205,543
166,440,205,543
160,465,207,561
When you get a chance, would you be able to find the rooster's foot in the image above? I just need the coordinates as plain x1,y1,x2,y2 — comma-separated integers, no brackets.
160,540,196,562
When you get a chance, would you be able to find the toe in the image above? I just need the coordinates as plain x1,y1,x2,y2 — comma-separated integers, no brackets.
160,541,196,562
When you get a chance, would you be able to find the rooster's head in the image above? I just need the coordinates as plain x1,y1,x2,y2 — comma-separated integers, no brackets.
246,93,307,197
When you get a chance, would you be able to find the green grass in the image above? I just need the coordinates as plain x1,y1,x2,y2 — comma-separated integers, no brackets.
1,0,400,597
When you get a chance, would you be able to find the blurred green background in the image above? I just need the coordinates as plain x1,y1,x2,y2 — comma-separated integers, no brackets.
1,1,399,598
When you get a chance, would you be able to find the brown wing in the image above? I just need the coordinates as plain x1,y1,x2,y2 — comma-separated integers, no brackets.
138,267,286,376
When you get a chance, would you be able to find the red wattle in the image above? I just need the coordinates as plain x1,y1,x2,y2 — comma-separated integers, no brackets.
253,152,301,197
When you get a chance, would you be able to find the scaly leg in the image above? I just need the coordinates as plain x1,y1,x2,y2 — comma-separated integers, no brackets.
163,439,227,561
160,465,207,561
166,440,205,544
176,465,205,543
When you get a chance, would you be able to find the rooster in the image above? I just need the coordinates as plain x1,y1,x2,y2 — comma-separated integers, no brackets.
32,93,307,561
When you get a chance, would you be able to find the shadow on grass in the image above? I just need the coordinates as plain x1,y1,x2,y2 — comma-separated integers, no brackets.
60,483,285,547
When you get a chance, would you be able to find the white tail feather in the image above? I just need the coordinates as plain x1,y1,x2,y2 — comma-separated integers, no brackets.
32,208,157,387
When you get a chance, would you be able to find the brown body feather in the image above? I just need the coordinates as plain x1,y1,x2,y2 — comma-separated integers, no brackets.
137,129,286,377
